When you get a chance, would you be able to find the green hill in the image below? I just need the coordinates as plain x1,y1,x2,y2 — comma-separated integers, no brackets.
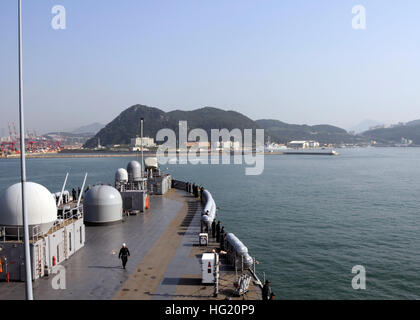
83,104,366,148
362,122,420,144
83,105,259,148
256,119,364,144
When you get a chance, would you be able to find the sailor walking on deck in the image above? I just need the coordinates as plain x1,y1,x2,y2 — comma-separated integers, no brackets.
119,243,130,269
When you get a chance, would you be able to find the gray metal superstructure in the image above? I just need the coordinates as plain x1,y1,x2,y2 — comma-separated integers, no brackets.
115,159,172,214
145,157,172,195
116,161,148,214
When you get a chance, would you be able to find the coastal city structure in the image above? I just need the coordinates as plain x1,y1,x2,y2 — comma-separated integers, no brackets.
214,141,241,151
130,137,156,151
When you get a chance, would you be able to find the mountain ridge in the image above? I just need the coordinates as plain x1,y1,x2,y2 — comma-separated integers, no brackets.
362,121,420,145
83,104,365,148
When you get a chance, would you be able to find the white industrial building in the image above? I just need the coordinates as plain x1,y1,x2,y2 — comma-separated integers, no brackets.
130,137,156,151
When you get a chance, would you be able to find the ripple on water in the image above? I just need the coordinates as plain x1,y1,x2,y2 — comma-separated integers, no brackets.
1,148,420,299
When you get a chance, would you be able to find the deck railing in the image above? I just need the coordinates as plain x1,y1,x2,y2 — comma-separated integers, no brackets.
0,225,42,242
171,178,265,291
50,204,83,233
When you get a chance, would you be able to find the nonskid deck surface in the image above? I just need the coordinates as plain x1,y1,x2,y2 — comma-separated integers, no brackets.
0,189,261,300
0,189,184,299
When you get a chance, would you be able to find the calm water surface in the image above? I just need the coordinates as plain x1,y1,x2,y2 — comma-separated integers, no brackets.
1,148,419,299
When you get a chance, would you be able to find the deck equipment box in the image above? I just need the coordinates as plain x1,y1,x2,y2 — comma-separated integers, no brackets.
199,233,208,246
201,253,219,284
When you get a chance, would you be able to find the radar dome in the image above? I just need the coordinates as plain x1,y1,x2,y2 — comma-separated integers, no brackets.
83,185,122,225
0,182,57,236
127,161,142,181
115,168,128,183
144,157,158,169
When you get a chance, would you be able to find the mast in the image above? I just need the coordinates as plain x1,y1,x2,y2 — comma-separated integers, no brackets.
18,0,34,300
140,117,144,175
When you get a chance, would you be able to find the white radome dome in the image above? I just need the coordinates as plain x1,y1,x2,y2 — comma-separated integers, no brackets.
83,185,122,225
0,182,57,235
127,161,142,181
115,168,128,183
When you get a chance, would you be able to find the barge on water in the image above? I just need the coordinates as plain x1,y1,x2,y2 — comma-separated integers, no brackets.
0,158,264,300
282,149,339,156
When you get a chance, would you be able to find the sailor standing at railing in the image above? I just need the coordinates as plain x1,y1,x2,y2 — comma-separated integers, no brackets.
262,280,271,300
216,221,221,242
220,227,225,249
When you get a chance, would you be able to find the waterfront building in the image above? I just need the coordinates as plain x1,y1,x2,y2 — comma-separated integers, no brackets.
213,141,241,151
130,137,156,150
288,140,320,149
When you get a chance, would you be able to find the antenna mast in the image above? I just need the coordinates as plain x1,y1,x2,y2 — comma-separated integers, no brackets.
18,0,34,300
140,118,144,175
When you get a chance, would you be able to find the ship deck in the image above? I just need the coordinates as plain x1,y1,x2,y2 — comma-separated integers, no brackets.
0,188,262,300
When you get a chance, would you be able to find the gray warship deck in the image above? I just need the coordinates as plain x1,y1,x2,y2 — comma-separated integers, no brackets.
0,189,261,300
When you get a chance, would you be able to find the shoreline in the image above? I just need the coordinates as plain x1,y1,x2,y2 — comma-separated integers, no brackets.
2,146,419,160
0,151,288,159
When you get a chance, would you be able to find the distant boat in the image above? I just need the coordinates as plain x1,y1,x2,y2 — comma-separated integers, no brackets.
265,143,288,153
282,148,339,156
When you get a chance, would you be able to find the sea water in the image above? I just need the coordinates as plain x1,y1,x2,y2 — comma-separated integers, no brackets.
1,147,419,299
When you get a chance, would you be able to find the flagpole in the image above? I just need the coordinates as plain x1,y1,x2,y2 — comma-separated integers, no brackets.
18,0,34,300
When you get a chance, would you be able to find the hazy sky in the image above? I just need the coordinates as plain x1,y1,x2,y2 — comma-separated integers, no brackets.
1,0,420,134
